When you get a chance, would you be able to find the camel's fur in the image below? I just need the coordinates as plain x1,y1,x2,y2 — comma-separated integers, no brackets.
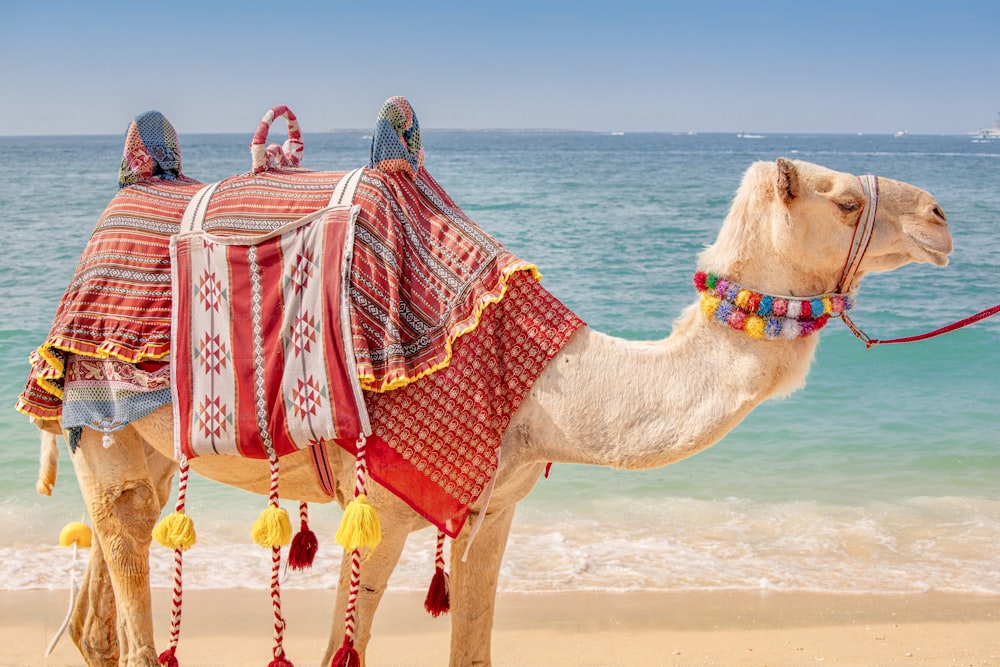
42,159,951,666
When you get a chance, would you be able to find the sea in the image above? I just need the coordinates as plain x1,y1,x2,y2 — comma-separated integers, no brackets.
0,129,997,597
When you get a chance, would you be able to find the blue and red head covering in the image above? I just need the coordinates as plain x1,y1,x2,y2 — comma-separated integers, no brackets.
119,110,183,188
369,96,424,178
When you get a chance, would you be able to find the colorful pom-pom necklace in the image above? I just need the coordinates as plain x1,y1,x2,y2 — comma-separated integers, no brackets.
693,271,853,340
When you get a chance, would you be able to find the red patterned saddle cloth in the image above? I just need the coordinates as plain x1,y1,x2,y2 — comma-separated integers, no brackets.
18,166,584,535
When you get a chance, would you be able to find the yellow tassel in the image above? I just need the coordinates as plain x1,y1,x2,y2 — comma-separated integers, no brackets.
152,512,196,551
251,506,292,548
335,493,381,551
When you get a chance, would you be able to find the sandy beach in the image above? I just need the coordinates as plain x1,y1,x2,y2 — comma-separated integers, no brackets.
3,589,997,666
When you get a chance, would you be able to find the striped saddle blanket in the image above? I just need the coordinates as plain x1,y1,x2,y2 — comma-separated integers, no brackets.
19,164,584,534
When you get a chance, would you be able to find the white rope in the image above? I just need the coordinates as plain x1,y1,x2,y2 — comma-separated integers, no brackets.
45,543,81,656
461,446,500,563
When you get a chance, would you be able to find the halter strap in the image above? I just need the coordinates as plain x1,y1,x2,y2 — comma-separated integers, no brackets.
838,174,878,294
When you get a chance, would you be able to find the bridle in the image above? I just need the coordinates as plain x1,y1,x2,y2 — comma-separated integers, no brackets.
837,174,879,296
838,174,1000,348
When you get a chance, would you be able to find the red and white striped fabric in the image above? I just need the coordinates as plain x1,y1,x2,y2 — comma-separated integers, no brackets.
169,170,368,463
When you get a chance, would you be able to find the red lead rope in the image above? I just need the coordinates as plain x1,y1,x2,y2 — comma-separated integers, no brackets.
841,304,1000,348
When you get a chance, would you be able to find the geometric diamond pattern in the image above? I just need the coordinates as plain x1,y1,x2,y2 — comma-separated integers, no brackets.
197,270,226,312
197,333,230,375
288,310,319,358
197,394,231,440
286,247,315,295
289,375,326,418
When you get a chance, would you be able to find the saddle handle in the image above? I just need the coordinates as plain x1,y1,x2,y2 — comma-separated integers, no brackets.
250,105,304,173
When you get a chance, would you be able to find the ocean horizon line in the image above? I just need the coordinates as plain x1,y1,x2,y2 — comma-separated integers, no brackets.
0,129,991,139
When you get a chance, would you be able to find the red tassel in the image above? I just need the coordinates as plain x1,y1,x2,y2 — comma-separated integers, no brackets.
423,566,450,617
330,638,360,667
288,520,318,570
158,646,179,667
268,659,294,667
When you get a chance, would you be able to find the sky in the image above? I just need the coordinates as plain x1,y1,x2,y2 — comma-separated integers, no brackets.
2,0,997,136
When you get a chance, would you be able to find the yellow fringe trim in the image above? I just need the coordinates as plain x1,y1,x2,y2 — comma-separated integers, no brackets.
359,263,541,393
152,512,197,551
13,400,61,422
35,377,64,401
19,263,540,415
20,338,172,409
36,345,65,375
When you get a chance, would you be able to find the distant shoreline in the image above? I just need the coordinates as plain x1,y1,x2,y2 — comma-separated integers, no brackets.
2,129,997,139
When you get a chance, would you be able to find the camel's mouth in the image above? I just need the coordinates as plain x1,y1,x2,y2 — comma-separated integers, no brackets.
903,201,952,267
924,248,951,267
907,229,953,267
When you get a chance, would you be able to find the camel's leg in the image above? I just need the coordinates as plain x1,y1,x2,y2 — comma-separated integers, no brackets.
322,483,421,667
69,427,168,667
69,439,177,666
447,504,516,667
68,530,119,667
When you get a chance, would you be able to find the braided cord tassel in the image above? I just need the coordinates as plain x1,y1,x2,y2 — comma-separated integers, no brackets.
334,435,381,551
288,501,318,570
157,456,192,667
268,538,292,667
424,530,450,617
250,454,294,667
330,548,363,666
332,435,378,667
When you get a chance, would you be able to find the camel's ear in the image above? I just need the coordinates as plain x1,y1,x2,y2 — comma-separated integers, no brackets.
776,157,800,204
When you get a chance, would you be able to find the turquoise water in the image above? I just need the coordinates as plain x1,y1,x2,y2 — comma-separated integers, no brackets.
0,131,997,594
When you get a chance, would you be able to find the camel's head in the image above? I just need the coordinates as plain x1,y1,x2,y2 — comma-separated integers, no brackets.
700,158,953,296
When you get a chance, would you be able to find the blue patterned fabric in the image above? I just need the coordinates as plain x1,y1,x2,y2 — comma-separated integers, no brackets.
60,356,172,435
119,110,183,188
369,96,424,177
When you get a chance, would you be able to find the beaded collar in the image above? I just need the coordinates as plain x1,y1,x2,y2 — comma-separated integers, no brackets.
693,271,853,340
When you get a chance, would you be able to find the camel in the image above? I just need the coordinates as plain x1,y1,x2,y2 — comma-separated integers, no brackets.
34,156,952,667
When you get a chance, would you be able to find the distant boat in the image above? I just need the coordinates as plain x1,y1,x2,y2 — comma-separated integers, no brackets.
894,130,907,138
610,131,625,136
970,113,1000,141
737,132,764,139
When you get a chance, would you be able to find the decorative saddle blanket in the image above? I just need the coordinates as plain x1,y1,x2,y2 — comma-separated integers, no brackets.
170,169,368,461
16,102,585,534
17,166,543,415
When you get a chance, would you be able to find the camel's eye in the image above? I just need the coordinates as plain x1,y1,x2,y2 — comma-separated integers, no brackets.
836,199,861,213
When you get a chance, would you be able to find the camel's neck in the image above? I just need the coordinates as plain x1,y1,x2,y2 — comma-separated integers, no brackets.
518,301,820,470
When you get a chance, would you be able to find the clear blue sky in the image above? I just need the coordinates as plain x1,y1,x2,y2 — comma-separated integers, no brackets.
3,0,997,135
